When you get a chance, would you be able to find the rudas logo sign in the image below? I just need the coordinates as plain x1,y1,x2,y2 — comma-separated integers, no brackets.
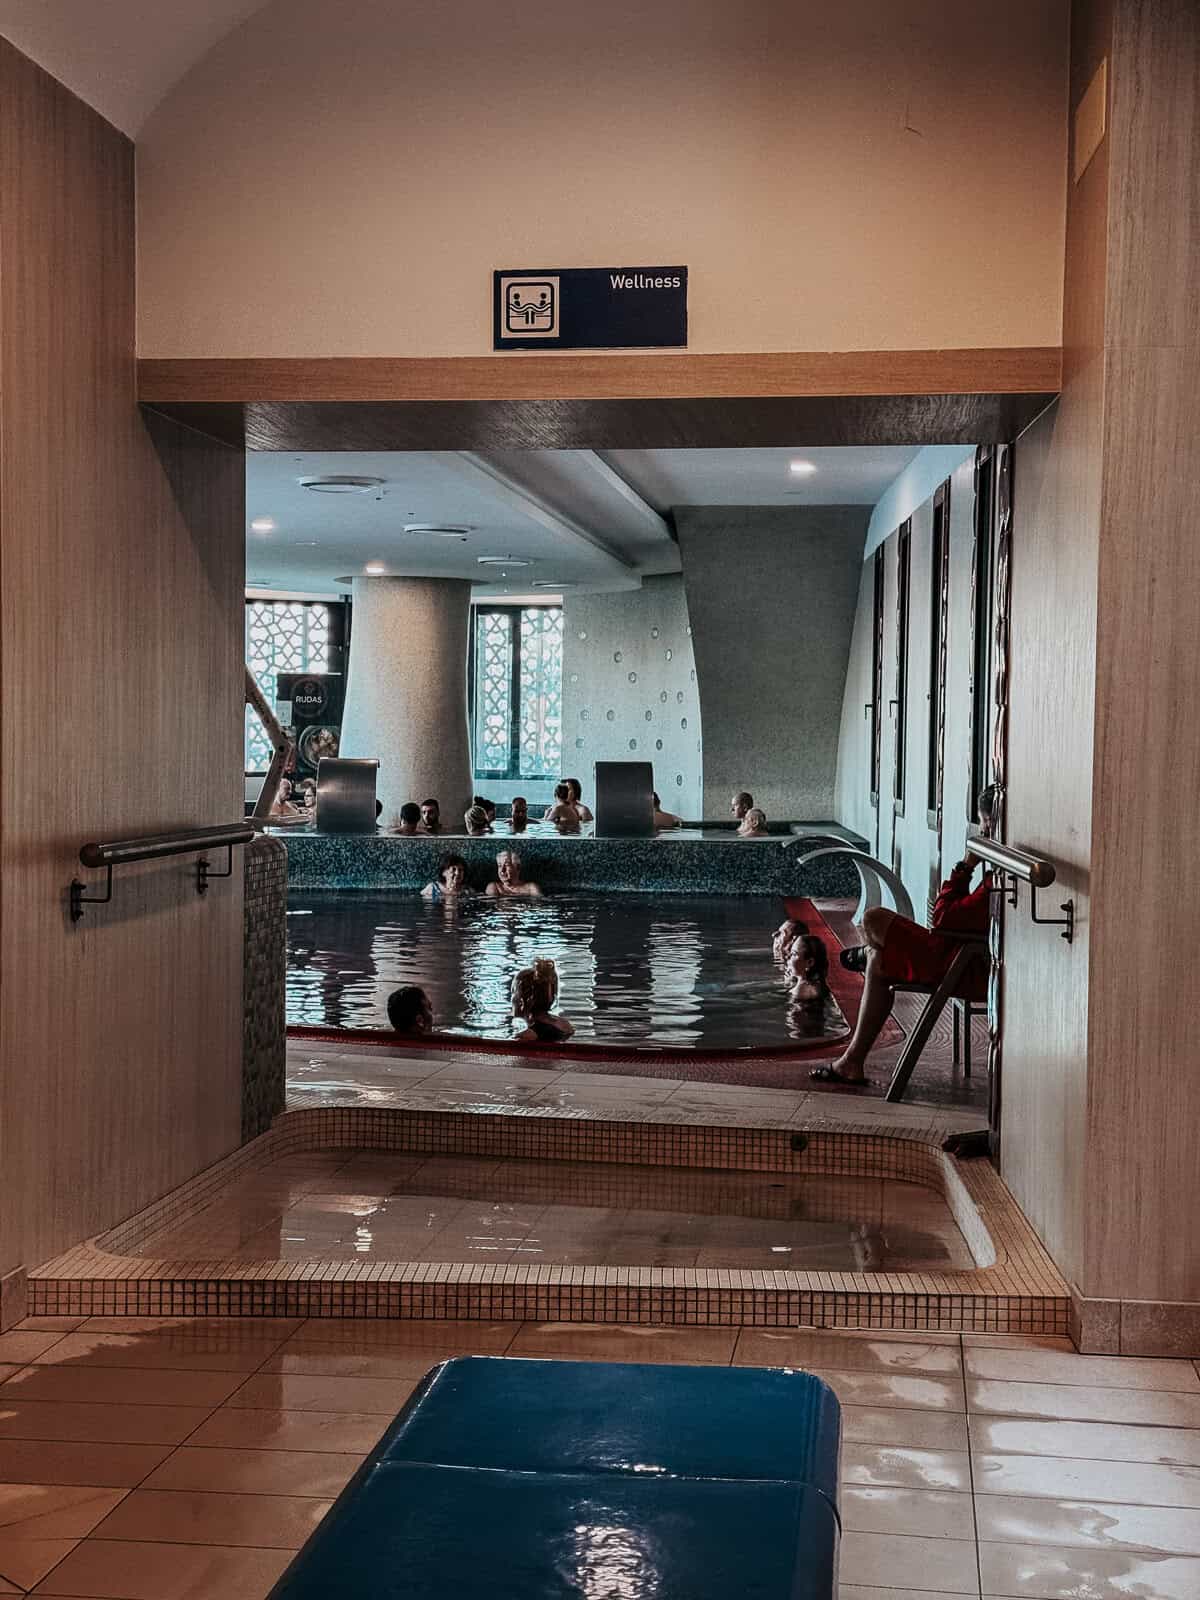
290,677,327,716
494,266,687,351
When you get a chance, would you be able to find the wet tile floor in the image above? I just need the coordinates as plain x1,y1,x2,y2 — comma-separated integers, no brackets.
0,1318,1197,1597
132,1151,975,1272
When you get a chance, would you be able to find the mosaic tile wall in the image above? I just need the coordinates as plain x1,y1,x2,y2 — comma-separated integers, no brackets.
242,834,287,1140
561,576,703,817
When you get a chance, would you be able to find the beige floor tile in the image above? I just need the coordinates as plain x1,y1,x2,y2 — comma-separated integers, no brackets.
961,1333,1080,1351
0,1486,126,1540
0,1443,171,1490
282,1319,519,1355
979,1539,1200,1600
974,1492,1200,1556
0,1334,68,1365
797,1367,964,1412
839,1529,980,1592
92,1488,331,1551
187,1407,388,1455
964,1346,1200,1392
28,1538,292,1598
143,1447,361,1498
841,1443,972,1492
973,1451,1200,1509
29,1324,298,1374
966,1379,1200,1427
840,1589,975,1600
735,1329,961,1375
0,1402,212,1448
840,1486,976,1540
969,1414,1200,1467
507,1322,738,1365
0,1536,81,1590
1,1368,243,1410
0,1372,22,1391
260,1349,444,1381
842,1406,970,1453
14,1321,83,1334
227,1372,420,1415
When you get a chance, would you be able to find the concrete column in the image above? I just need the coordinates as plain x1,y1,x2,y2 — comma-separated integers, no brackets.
339,576,472,820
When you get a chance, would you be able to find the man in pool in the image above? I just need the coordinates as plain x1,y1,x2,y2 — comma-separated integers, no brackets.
546,782,582,832
738,806,769,837
652,791,682,829
486,849,543,897
390,802,422,835
420,798,441,834
730,790,754,822
509,796,529,831
563,777,593,823
386,985,434,1036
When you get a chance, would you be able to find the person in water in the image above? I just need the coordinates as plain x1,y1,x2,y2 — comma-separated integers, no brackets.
546,782,582,831
486,849,542,897
563,777,593,823
471,795,497,830
390,802,422,835
773,917,808,962
509,796,529,831
420,798,441,834
511,958,574,1042
421,853,470,899
464,804,491,836
652,791,683,829
386,985,434,1036
738,806,769,837
730,790,754,822
811,785,997,1088
787,934,830,1005
268,777,306,823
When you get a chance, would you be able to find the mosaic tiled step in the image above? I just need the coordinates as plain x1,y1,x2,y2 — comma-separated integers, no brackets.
31,1107,1068,1334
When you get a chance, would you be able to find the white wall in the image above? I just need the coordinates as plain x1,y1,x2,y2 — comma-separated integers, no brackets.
136,0,1069,357
562,577,702,818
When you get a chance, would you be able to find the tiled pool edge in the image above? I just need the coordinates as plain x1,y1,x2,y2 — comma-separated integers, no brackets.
31,1108,1068,1334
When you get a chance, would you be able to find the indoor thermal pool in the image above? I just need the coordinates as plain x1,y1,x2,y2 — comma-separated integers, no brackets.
286,891,846,1048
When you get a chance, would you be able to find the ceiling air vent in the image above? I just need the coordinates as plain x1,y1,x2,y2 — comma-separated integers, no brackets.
298,475,385,494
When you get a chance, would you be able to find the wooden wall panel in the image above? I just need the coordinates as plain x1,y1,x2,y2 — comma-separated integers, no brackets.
0,40,246,1274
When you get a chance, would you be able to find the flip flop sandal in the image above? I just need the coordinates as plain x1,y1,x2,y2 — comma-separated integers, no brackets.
810,1065,869,1088
838,945,869,973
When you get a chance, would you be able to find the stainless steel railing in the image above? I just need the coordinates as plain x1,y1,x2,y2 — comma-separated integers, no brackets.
72,823,254,920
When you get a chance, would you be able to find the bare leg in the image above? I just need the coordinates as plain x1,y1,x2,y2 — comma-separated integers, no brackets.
860,905,895,950
826,947,896,1081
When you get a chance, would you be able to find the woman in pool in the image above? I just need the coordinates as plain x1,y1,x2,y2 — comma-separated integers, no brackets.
471,795,497,830
563,777,593,823
546,782,582,832
464,804,491,836
509,796,529,832
787,933,829,1005
386,985,434,1036
738,806,769,837
511,958,574,1042
421,853,471,900
486,849,542,897
652,791,682,829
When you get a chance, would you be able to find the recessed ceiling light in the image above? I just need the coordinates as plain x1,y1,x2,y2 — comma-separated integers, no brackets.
405,523,472,539
533,580,574,589
788,459,817,477
364,561,386,575
476,556,531,567
250,516,276,532
299,475,385,494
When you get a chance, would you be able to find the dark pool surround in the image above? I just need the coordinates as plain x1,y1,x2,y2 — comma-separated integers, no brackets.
280,831,861,897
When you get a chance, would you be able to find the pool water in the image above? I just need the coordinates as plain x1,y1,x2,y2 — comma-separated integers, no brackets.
286,891,846,1049
132,1149,973,1272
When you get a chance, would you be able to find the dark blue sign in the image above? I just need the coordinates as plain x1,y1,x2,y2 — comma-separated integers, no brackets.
493,266,688,351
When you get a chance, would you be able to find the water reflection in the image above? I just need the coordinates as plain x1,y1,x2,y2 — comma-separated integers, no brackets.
287,892,846,1049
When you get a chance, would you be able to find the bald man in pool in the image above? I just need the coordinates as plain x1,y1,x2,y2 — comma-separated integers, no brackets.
730,790,754,822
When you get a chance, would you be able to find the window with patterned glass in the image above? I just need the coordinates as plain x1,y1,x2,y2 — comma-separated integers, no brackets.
471,605,562,779
244,600,333,771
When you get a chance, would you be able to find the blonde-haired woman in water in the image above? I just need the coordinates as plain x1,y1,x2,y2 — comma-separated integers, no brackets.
511,958,574,1042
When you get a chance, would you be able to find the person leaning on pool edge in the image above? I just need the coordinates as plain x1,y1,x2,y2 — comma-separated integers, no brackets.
730,790,754,822
421,853,470,899
486,849,542,897
386,985,434,1036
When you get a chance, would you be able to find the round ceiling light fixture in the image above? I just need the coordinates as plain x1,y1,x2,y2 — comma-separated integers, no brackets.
298,475,385,494
788,459,817,477
476,556,531,567
405,523,473,539
249,516,276,533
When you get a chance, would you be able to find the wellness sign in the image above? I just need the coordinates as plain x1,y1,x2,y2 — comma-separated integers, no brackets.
493,266,687,350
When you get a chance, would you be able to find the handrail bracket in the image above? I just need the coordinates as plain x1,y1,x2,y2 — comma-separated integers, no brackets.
70,865,113,922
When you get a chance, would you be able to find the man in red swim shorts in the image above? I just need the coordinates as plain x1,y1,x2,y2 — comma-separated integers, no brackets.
811,786,996,1088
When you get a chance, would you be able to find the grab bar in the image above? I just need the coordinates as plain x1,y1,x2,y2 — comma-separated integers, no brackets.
971,833,1073,942
72,823,254,921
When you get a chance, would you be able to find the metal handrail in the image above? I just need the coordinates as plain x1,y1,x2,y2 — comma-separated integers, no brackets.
72,823,254,921
970,834,1056,888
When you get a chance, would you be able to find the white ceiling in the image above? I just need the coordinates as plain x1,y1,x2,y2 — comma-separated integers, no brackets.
0,1,269,134
604,447,922,509
246,447,920,598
